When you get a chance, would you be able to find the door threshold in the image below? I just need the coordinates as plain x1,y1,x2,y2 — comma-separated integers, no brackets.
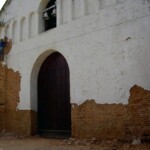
38,129,71,139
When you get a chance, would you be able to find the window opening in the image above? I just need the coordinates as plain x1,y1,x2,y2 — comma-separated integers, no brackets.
43,0,56,31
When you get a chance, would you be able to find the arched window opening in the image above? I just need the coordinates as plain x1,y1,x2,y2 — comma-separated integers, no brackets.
20,17,26,41
43,0,56,31
12,21,17,43
29,12,36,38
5,25,9,38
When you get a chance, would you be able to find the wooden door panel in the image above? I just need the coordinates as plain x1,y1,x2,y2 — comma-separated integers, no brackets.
38,52,71,136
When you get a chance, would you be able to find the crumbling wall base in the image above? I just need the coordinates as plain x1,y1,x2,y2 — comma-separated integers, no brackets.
72,85,150,142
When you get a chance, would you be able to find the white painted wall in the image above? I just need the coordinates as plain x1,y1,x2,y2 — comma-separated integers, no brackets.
0,0,150,111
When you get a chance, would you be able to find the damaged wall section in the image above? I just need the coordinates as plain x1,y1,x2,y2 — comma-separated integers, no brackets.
0,62,36,135
0,61,150,141
72,85,150,142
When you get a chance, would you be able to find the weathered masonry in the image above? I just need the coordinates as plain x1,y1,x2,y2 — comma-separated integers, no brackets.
0,0,150,142
72,86,150,141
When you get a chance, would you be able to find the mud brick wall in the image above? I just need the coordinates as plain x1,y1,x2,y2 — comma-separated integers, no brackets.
0,63,6,131
127,86,150,141
4,111,36,135
1,61,150,139
72,85,150,141
0,63,36,135
72,101,127,140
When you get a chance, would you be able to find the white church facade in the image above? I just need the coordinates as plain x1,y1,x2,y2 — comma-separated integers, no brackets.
0,0,150,140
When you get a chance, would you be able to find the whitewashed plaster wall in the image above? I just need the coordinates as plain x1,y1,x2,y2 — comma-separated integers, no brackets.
0,0,150,110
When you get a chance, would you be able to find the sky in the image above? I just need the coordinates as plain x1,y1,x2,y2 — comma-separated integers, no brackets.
0,0,6,10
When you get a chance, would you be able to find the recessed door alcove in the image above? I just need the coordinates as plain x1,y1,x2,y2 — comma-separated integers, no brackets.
38,52,71,138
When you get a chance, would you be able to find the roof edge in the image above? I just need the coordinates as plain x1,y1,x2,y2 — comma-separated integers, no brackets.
0,0,11,13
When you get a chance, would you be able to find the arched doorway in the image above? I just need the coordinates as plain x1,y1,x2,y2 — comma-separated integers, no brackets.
38,52,71,138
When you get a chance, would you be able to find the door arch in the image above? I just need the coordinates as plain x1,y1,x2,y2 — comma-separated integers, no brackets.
38,52,71,138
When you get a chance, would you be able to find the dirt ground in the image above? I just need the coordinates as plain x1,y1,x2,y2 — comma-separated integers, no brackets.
0,134,150,150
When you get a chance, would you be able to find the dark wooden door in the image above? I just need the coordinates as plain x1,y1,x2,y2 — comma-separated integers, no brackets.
38,52,71,137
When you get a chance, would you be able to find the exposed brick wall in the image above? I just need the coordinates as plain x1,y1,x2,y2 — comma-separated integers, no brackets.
0,64,6,107
0,62,37,135
72,101,127,140
1,62,150,140
72,85,150,141
5,110,36,135
5,67,20,111
127,85,150,141
0,63,6,131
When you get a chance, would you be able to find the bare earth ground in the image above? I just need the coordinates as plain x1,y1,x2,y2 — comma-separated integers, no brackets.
0,134,150,150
